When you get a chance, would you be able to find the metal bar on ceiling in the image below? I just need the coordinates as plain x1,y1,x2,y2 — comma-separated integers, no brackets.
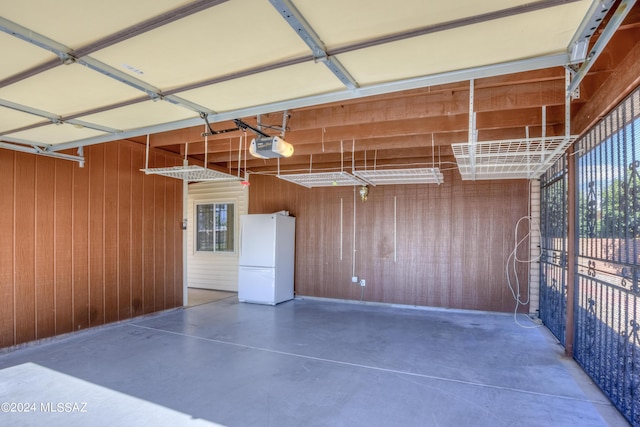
566,0,616,64
0,16,71,64
0,141,85,166
0,98,122,136
567,0,637,95
268,0,359,90
45,52,569,152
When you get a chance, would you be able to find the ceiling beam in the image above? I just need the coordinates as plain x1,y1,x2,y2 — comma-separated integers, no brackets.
572,36,640,135
48,52,569,153
144,79,566,148
269,0,358,90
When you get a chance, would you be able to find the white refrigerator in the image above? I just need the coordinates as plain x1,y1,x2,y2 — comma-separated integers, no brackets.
238,213,296,305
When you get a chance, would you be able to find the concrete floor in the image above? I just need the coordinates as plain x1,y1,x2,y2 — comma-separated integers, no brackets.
0,297,630,427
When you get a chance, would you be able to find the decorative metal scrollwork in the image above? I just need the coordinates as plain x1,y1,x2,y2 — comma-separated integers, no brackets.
586,181,597,237
632,280,640,296
549,278,559,322
560,252,567,268
617,319,640,414
585,297,597,354
588,260,597,277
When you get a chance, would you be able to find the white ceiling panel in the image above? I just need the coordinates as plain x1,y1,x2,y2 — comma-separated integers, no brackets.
1,0,192,48
0,63,144,117
336,2,592,86
0,0,616,153
90,0,311,90
5,122,107,146
0,106,45,133
0,32,57,81
77,100,198,131
176,62,345,113
293,0,541,48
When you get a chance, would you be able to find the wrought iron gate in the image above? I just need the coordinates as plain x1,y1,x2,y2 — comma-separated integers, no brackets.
574,87,640,426
540,155,568,345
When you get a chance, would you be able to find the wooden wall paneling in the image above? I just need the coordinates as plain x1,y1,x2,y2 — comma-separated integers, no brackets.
248,173,298,215
324,187,348,298
103,143,119,323
88,145,105,326
357,184,392,303
142,151,156,314
392,185,413,304
292,185,351,299
510,181,531,312
300,187,324,297
418,179,451,307
164,157,176,308
449,175,473,310
470,182,494,311
153,152,166,310
35,156,56,339
0,151,15,347
291,186,315,296
340,191,356,301
73,157,90,330
173,177,183,306
118,144,132,318
431,174,453,308
54,160,73,335
14,152,36,343
0,142,186,349
247,168,529,312
396,184,426,306
130,146,144,316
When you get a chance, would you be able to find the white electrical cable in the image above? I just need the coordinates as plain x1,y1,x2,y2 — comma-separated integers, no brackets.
506,180,542,329
506,216,542,329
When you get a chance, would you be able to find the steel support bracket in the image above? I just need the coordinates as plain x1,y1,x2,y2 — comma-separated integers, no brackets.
0,141,85,166
269,0,359,91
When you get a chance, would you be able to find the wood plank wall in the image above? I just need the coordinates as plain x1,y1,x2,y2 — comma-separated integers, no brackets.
0,140,183,349
249,170,529,312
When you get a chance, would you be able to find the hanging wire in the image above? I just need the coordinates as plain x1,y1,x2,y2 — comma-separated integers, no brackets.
237,135,242,177
431,133,435,169
204,124,209,170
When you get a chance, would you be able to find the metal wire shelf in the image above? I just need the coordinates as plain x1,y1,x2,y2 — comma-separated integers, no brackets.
451,136,576,180
141,165,240,182
277,171,366,188
353,167,444,185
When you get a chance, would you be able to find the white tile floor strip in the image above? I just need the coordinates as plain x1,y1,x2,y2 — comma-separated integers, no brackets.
0,363,222,427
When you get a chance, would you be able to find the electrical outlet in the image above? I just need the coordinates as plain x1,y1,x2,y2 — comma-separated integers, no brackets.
359,279,366,287
351,276,358,283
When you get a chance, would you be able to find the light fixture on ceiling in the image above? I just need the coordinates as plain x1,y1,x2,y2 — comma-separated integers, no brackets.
359,185,368,202
249,136,294,159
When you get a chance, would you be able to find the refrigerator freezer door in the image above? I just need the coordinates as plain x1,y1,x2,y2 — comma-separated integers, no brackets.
238,266,276,305
239,215,276,268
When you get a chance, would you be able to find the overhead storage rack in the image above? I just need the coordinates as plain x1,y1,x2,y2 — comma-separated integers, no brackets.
451,136,576,180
